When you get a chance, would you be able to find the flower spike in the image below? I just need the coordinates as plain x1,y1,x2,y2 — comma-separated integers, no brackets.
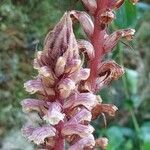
21,0,137,149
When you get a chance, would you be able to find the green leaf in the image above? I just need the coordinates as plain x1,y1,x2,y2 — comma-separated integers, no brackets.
140,122,150,150
126,69,138,95
106,126,125,150
114,0,137,28
140,122,150,142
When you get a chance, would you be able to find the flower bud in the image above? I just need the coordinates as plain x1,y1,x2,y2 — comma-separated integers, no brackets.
81,0,97,15
65,59,81,74
43,12,79,66
38,66,53,77
55,56,66,77
113,0,125,9
78,68,90,81
78,40,95,59
58,78,76,99
70,11,94,38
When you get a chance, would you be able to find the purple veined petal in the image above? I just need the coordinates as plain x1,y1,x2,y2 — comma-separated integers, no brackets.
38,66,54,79
58,78,76,99
103,28,135,53
33,51,52,70
21,98,46,113
72,108,92,123
38,68,56,87
77,40,95,59
63,92,97,111
69,134,95,150
54,56,66,77
44,87,56,96
43,102,65,125
24,79,43,94
62,122,94,138
81,0,97,15
24,78,56,96
78,68,90,81
22,125,56,145
70,11,94,38
65,59,81,74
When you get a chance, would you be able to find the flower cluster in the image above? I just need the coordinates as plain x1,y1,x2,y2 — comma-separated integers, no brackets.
21,0,137,149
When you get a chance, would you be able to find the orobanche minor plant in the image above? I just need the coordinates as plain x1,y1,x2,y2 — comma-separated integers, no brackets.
21,0,137,149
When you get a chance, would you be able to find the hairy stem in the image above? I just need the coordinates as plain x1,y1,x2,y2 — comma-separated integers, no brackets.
54,122,64,150
55,137,65,150
88,0,108,92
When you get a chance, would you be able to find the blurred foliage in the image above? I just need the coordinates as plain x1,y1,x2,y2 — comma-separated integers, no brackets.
0,0,150,150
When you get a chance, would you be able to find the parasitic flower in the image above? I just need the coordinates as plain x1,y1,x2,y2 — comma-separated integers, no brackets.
21,0,136,149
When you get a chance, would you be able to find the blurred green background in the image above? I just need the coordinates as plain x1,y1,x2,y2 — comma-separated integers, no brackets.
0,0,150,150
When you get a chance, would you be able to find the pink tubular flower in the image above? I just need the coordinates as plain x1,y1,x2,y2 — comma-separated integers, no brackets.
21,0,136,149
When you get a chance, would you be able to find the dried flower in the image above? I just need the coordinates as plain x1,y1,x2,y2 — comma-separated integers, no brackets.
95,137,108,150
21,0,137,149
99,9,115,24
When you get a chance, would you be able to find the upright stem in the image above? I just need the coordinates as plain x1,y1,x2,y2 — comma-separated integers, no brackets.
88,0,108,92
53,122,65,150
55,137,65,150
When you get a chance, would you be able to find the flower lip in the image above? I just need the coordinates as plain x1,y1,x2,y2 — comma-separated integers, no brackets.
43,102,65,125
22,125,56,145
69,134,95,150
62,121,94,138
81,0,97,15
63,92,98,111
58,78,76,99
77,39,95,59
70,108,92,123
21,98,46,113
24,79,43,94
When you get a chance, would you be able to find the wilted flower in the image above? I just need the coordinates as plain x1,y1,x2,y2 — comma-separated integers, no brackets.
95,137,108,150
21,0,136,149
